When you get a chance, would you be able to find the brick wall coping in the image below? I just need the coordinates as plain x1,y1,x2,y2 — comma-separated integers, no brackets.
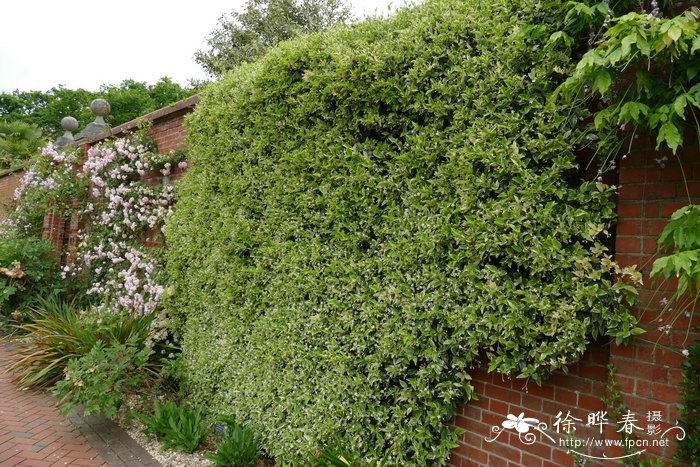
80,94,201,146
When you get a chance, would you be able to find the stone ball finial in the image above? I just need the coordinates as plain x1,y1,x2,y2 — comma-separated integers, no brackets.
75,99,110,140
55,116,78,148
61,116,79,132
89,98,110,118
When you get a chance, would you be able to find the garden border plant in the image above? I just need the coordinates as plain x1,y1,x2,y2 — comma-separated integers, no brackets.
165,0,643,463
0,234,63,324
4,131,182,420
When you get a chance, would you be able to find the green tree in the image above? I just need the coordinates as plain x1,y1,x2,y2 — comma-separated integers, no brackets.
149,77,195,109
0,78,194,139
100,77,194,124
195,0,352,76
0,87,94,139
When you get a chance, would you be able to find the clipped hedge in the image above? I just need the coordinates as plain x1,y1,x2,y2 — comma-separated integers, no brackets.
165,0,637,463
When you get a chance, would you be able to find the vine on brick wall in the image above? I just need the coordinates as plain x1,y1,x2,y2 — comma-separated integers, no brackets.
2,143,85,238
6,135,182,316
554,2,700,461
555,2,700,155
651,208,700,462
63,136,180,315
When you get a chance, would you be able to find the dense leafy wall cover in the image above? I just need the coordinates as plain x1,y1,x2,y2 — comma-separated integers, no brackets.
165,0,638,463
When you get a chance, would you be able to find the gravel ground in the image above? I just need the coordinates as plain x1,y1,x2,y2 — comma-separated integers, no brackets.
123,417,214,467
117,395,215,467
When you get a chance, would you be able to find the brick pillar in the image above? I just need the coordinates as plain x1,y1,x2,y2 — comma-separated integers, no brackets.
41,207,65,253
611,132,700,462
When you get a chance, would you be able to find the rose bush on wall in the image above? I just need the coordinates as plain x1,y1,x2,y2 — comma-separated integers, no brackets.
166,0,641,463
6,134,179,317
4,136,179,423
4,143,85,238
63,137,176,315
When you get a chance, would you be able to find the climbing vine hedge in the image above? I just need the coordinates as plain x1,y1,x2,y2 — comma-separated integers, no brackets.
165,0,640,463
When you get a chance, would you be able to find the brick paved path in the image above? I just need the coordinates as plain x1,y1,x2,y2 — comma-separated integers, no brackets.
0,342,160,467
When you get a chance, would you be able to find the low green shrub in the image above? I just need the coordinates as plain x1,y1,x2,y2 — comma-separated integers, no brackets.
137,400,208,453
54,340,151,418
166,0,640,462
0,234,62,319
9,296,154,388
206,417,262,467
157,350,187,394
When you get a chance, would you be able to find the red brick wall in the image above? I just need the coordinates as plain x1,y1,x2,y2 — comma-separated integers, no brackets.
41,208,66,253
447,133,700,466
142,111,189,154
0,168,24,222
450,347,611,467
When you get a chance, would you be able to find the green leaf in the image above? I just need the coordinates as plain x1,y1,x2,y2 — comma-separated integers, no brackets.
689,83,700,104
674,95,688,118
635,70,652,97
670,205,692,221
607,48,623,65
656,122,682,153
667,24,683,43
619,101,649,123
548,31,573,47
593,69,612,95
621,34,637,56
636,37,651,56
594,106,615,128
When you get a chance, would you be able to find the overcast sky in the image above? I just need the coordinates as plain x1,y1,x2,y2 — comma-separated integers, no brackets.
0,0,410,94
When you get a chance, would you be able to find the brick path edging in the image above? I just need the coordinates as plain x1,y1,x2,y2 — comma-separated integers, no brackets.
1,342,160,466
66,411,159,467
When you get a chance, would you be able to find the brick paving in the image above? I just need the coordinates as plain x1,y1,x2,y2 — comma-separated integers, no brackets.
0,342,160,467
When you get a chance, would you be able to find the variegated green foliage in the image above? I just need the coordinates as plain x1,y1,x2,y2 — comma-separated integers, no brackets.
165,0,640,463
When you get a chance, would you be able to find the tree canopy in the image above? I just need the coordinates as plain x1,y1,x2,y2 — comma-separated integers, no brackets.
0,77,195,139
195,0,351,76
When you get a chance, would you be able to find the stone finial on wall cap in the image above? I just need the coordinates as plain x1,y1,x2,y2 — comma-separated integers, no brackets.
89,98,110,124
76,98,111,140
55,116,79,148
